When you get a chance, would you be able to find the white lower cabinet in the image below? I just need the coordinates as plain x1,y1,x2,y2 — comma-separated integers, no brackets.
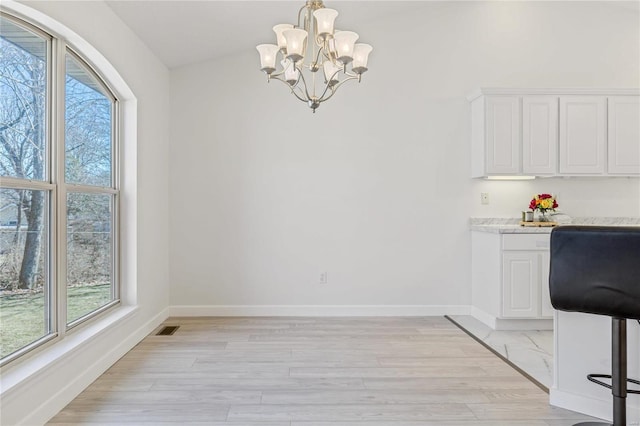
540,251,555,317
502,252,540,318
472,231,553,330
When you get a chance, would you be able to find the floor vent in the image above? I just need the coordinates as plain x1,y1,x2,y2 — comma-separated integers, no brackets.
156,325,179,336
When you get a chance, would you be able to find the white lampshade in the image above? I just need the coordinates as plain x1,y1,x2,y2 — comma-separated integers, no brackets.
273,24,293,50
322,61,341,86
333,31,358,64
313,8,338,37
256,44,279,74
351,43,373,74
281,59,300,86
283,28,308,62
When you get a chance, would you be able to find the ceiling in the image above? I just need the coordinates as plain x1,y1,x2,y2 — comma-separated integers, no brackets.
104,0,423,69
105,0,640,70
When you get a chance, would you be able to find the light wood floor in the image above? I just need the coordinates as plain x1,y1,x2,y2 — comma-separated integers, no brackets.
48,316,597,425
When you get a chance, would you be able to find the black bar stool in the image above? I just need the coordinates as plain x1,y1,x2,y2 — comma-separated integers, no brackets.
549,226,640,426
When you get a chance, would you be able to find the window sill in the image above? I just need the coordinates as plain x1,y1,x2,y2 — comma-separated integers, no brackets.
0,304,138,397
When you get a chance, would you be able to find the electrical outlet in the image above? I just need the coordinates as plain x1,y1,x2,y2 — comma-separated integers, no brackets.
319,272,327,284
481,192,489,205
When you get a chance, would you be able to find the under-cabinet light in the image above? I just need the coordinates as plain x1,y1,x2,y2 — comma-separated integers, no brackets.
486,176,536,181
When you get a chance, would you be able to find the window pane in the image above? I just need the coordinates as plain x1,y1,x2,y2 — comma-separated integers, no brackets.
66,192,113,324
0,188,51,359
65,53,112,187
0,17,48,181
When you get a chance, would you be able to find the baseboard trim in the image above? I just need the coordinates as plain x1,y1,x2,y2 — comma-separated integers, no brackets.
470,307,553,330
470,306,498,328
550,387,640,424
17,307,169,426
549,388,611,423
168,304,472,317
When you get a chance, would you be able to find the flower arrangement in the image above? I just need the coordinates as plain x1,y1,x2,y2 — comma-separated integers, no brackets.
529,193,558,219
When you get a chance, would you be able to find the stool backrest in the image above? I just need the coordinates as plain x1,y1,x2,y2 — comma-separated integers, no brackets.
549,226,640,320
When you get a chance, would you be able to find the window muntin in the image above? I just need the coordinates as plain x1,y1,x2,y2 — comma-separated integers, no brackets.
0,12,120,365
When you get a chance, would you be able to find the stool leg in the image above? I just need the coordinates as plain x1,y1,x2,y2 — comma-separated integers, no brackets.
612,318,627,426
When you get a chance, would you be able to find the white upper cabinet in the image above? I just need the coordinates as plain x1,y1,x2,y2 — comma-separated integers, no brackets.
469,89,639,177
486,97,520,175
608,96,640,175
559,96,607,174
522,96,558,175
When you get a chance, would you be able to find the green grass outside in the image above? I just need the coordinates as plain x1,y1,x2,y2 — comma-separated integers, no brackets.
0,284,111,358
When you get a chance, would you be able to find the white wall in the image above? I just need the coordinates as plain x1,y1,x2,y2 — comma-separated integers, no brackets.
1,1,171,424
169,1,639,311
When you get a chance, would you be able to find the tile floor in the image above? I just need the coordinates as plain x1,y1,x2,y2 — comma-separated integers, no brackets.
448,315,553,389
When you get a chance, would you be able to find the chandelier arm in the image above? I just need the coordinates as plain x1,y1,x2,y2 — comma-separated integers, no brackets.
268,74,287,84
270,68,287,78
296,68,314,101
269,75,310,103
318,75,359,102
316,70,340,101
291,85,309,103
328,68,341,82
273,76,308,102
297,4,308,28
312,46,324,66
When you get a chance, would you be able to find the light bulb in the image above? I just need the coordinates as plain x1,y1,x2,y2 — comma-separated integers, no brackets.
333,31,358,64
283,28,308,62
323,61,341,86
256,44,279,74
351,44,373,74
281,59,299,86
313,8,338,38
273,24,293,50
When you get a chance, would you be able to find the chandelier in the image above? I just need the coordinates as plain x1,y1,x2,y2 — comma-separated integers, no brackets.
256,0,373,112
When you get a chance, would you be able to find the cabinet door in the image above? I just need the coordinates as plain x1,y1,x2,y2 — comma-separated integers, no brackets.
486,97,520,174
523,96,558,175
502,252,539,318
559,96,606,174
540,251,554,318
608,96,640,175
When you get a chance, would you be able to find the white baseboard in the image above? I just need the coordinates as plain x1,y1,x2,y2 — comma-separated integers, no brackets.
15,307,169,426
550,388,611,423
550,387,640,424
168,304,472,317
470,306,498,328
470,306,553,330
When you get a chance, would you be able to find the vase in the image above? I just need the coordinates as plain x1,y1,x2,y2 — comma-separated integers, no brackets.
538,211,549,222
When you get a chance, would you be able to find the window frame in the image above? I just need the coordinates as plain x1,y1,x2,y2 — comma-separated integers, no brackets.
0,11,121,367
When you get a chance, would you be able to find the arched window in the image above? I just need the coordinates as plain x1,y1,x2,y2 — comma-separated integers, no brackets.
0,12,120,365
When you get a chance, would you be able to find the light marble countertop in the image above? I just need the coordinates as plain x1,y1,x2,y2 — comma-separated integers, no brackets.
470,217,640,234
